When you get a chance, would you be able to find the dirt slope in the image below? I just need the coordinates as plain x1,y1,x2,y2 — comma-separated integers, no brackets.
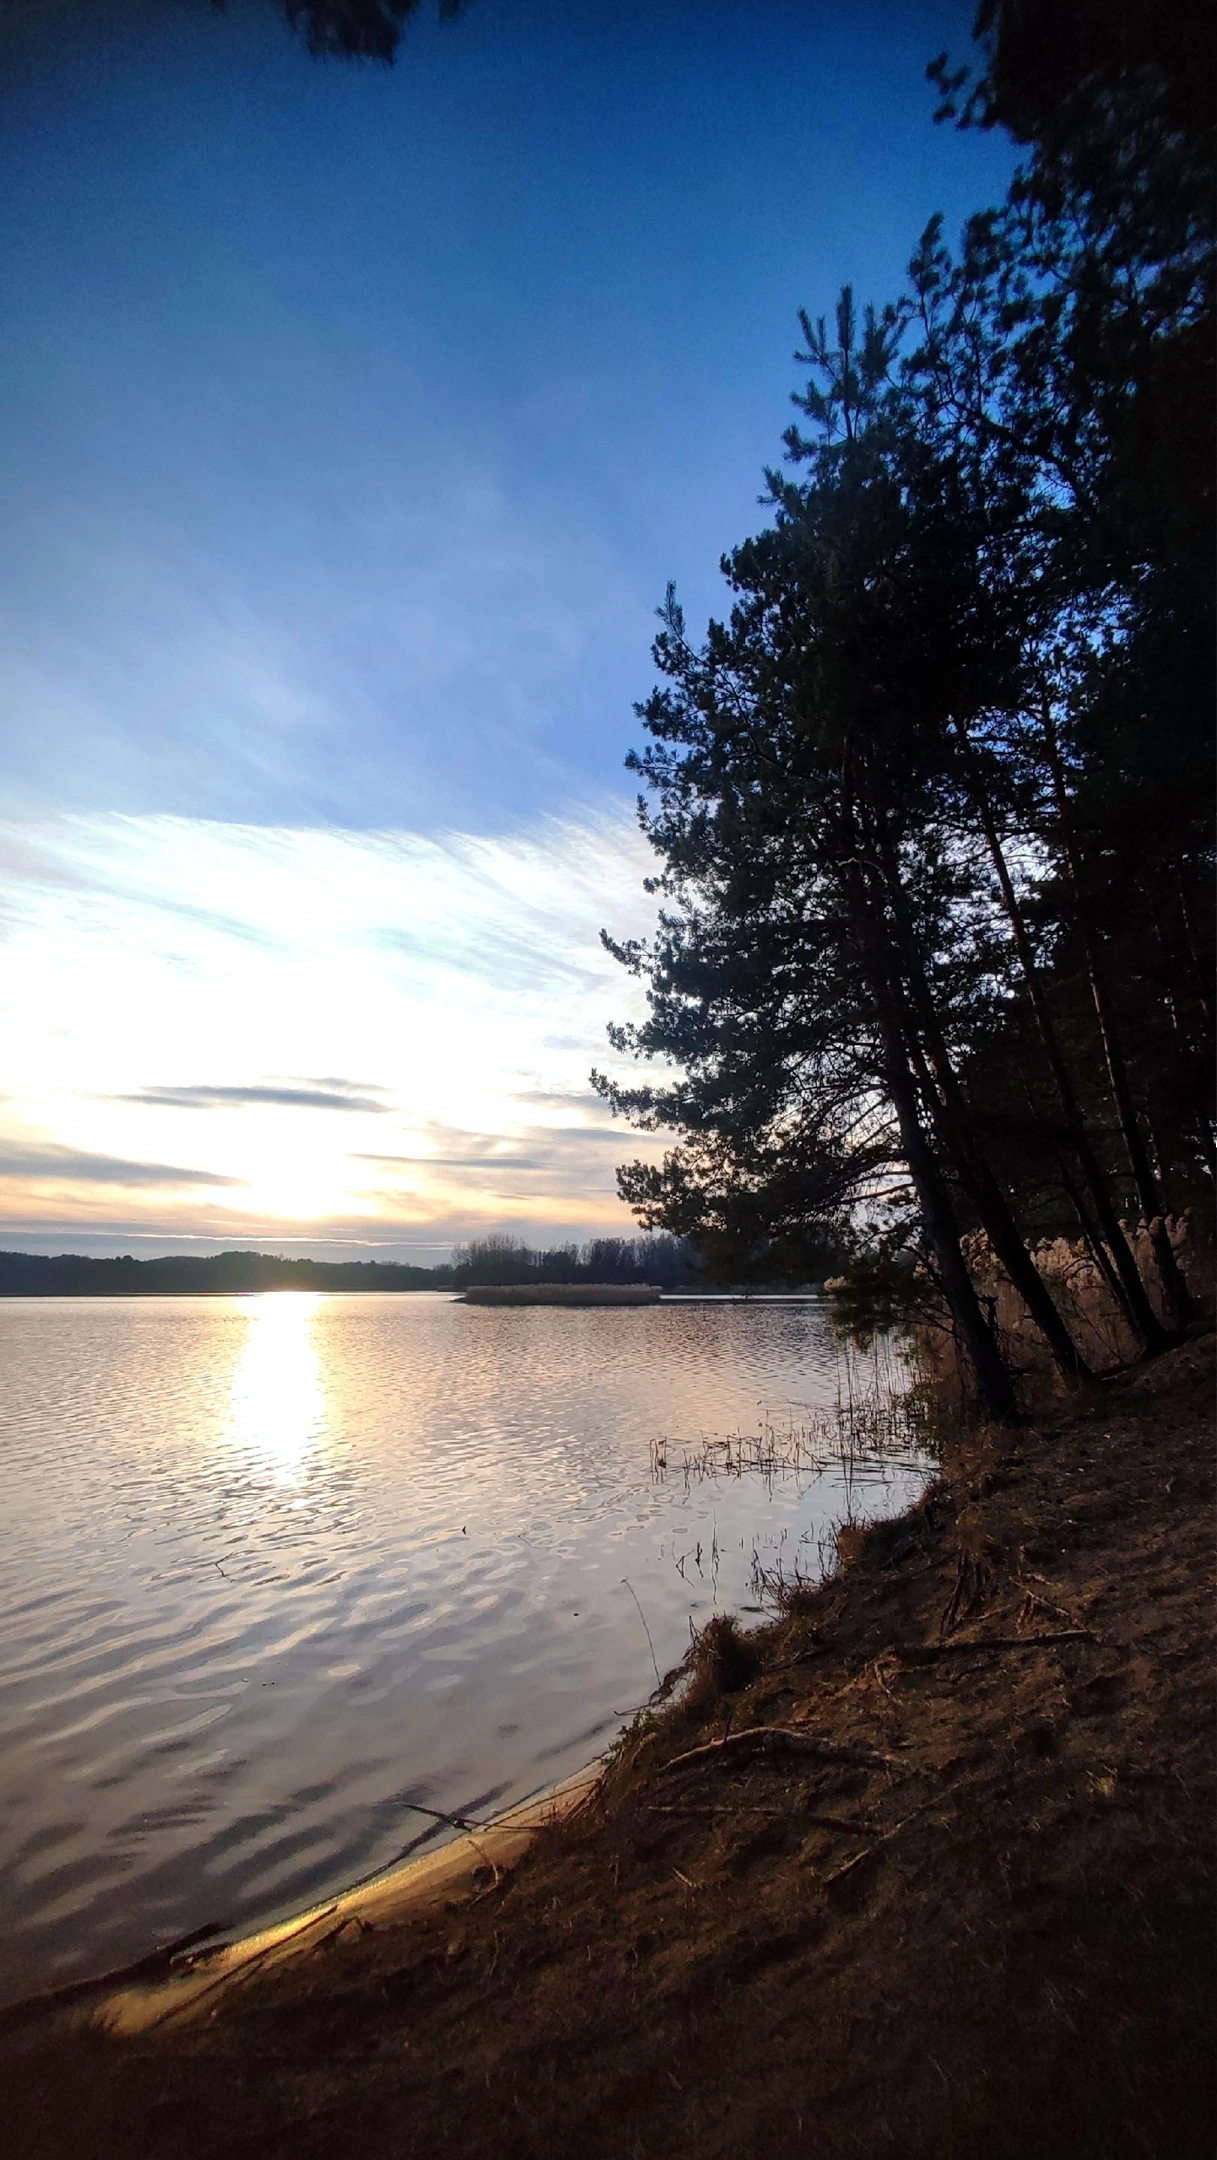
5,1336,1214,2160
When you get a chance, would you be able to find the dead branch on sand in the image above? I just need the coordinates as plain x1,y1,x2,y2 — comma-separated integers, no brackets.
657,1726,894,1778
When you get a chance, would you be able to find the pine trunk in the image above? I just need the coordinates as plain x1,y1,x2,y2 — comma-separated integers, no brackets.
957,731,1174,1356
841,850,1019,1422
870,820,1092,1384
1037,708,1195,1333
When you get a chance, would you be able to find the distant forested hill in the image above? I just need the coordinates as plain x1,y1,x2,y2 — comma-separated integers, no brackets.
0,1251,453,1295
0,1236,704,1294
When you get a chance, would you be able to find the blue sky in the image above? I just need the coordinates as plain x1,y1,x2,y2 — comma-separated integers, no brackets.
0,0,1015,1256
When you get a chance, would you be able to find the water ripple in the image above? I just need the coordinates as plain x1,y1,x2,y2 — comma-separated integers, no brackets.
0,1291,928,2001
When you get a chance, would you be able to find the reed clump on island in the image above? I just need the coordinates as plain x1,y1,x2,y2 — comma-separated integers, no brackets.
459,1282,662,1306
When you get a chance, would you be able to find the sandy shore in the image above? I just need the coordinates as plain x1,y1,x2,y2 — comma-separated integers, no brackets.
19,1763,604,2044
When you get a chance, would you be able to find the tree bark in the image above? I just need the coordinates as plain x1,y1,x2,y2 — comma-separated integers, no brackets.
869,817,1093,1384
1056,1154,1138,1343
870,965,1019,1422
1038,703,1195,1331
840,851,1019,1422
954,723,1174,1356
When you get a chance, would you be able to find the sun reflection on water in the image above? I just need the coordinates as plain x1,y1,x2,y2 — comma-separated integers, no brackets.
227,1294,327,1483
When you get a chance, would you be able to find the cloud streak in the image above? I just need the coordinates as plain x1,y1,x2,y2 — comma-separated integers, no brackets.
0,809,667,1255
124,1081,392,1113
0,1140,240,1188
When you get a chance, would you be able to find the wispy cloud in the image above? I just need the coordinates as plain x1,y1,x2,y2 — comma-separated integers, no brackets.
0,456,651,834
510,1086,604,1111
0,1139,240,1188
123,1081,392,1113
358,1153,550,1172
0,810,667,1253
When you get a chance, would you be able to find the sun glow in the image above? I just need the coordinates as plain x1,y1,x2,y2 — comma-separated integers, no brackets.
0,811,667,1254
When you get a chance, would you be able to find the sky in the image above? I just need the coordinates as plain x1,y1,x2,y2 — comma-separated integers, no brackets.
0,0,1015,1260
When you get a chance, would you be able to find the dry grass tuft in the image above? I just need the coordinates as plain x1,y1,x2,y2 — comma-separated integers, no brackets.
681,1613,762,1712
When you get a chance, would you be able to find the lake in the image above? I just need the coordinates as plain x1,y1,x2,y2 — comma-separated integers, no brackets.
0,1291,928,2004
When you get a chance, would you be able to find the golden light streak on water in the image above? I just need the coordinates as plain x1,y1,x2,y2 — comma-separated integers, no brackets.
226,1295,326,1486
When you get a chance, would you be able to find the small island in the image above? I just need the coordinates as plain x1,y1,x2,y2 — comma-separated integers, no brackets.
459,1283,661,1306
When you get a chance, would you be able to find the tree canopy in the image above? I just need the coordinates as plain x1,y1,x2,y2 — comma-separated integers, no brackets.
598,7,1214,1416
272,0,458,62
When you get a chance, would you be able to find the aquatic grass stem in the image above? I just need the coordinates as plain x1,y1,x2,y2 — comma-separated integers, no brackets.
621,1577,662,1690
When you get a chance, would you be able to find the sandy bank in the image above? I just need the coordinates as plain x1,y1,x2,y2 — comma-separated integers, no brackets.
4,1337,1214,2159
0,1765,602,2046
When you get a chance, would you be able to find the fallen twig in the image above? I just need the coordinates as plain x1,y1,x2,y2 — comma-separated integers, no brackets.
1011,1575,1096,1636
657,1726,894,1778
405,1801,493,1832
0,1922,230,2035
892,1629,1094,1662
138,1905,342,2031
820,1844,878,1888
817,1792,942,1888
644,1804,871,1832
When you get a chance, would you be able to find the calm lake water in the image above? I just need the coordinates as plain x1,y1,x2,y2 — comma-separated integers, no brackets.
0,1292,928,2003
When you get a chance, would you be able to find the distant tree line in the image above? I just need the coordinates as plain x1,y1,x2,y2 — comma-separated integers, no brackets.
0,1250,453,1295
0,1239,721,1296
596,5,1214,1418
449,1233,703,1290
